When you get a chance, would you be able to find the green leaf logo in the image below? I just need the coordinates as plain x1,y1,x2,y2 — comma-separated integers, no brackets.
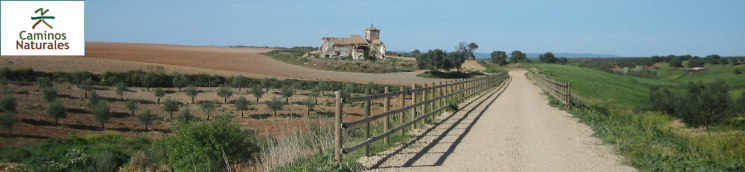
31,7,55,29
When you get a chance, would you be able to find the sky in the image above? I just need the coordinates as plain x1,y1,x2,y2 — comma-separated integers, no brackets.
85,0,745,57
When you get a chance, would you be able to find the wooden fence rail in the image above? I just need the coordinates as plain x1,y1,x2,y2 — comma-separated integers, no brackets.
334,72,509,162
526,72,571,110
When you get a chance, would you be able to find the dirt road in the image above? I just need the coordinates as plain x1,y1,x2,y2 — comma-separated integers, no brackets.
359,70,636,171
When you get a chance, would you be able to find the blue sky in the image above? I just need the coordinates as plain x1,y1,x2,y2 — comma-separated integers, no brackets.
85,0,745,57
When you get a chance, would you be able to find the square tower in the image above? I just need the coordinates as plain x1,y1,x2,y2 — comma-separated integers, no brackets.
364,24,380,40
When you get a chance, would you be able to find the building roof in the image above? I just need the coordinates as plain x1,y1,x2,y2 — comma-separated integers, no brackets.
329,35,369,45
365,24,380,31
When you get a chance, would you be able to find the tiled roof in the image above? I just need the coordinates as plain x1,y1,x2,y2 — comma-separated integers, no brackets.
330,35,369,45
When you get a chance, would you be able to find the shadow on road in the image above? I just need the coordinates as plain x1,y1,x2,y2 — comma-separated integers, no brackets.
369,77,512,169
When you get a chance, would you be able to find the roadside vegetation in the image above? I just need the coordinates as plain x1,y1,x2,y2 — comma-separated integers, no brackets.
530,59,745,171
261,47,417,73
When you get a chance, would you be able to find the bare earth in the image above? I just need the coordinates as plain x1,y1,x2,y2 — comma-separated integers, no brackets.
358,70,636,172
0,42,471,85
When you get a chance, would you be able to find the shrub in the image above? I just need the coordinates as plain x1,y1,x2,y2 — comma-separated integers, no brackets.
0,111,17,133
649,80,735,128
166,117,259,171
735,69,741,74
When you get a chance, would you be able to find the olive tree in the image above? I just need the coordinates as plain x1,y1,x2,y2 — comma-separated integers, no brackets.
185,85,199,104
172,72,189,91
0,95,15,113
46,99,66,125
41,87,57,102
267,97,284,117
137,109,155,132
250,84,263,103
115,82,128,100
154,88,165,104
234,96,252,117
0,111,17,134
303,96,316,116
280,85,294,104
92,101,111,130
163,98,179,118
36,77,51,89
126,99,138,116
80,78,94,98
232,74,247,92
217,85,233,104
200,100,217,120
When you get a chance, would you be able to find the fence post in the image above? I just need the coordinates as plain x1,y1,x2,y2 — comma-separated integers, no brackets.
423,83,429,125
438,81,443,116
364,89,371,157
567,82,572,111
430,82,435,119
384,87,390,144
400,89,406,135
411,84,417,128
334,91,342,162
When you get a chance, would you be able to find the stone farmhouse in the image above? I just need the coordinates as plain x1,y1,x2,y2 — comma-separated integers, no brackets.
306,25,386,60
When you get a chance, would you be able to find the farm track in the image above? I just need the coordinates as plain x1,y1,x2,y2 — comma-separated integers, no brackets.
359,70,636,171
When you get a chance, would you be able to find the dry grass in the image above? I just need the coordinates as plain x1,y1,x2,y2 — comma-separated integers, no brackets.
256,119,335,171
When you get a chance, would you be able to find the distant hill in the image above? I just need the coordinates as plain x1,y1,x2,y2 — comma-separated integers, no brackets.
391,51,619,59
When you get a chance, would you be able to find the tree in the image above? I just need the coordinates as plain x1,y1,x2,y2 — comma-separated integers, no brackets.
234,96,251,117
303,96,316,116
650,80,734,129
0,111,17,134
172,72,189,91
165,117,257,171
200,100,217,120
92,101,110,130
261,77,272,93
0,95,16,113
71,70,91,88
669,57,682,67
719,58,729,65
455,42,479,60
730,58,740,65
490,51,508,66
540,52,558,64
706,54,721,65
36,77,51,89
687,56,703,68
86,91,100,109
80,78,94,98
559,57,568,65
46,99,66,125
232,74,247,92
411,49,421,56
41,87,57,102
154,88,165,104
126,99,138,116
140,72,156,91
185,85,199,104
510,50,526,63
115,82,128,100
137,109,155,132
250,84,264,103
267,97,284,117
416,49,448,71
316,82,328,97
163,98,179,118
217,85,233,104
280,85,294,104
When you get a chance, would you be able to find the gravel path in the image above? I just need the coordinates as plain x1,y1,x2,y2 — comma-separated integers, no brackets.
358,69,636,172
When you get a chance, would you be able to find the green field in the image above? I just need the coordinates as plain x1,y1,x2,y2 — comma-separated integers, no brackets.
531,62,745,171
535,62,745,109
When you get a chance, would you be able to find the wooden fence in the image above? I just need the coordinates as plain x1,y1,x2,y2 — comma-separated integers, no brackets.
333,72,509,162
526,72,571,110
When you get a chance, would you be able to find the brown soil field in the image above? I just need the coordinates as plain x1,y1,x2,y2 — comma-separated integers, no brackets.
0,80,407,148
0,42,483,152
0,42,468,85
